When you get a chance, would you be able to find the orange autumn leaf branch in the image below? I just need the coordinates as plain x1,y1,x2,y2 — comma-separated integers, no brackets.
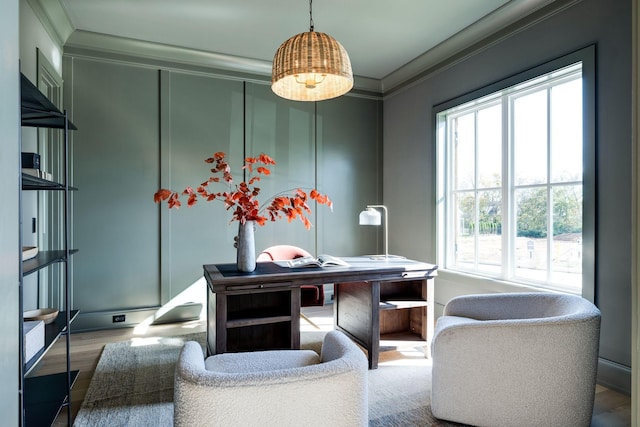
153,152,332,229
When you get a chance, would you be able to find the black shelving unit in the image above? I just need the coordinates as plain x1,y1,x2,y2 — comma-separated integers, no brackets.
19,72,77,427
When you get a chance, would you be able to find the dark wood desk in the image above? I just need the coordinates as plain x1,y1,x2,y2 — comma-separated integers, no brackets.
203,257,437,369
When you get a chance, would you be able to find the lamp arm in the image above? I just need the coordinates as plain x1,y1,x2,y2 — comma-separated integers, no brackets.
367,205,388,259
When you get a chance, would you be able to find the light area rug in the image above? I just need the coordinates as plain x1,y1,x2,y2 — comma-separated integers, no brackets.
74,331,461,426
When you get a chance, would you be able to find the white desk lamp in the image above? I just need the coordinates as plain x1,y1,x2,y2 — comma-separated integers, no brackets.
359,205,388,260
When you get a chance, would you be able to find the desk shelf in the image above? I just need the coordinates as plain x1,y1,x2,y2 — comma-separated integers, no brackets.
226,315,292,328
379,279,430,340
227,322,293,352
208,284,299,354
380,299,429,310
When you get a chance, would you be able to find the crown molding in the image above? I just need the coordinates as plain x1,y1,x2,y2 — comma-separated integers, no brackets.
64,30,383,94
27,0,74,47
381,0,577,96
39,0,569,96
65,30,272,75
39,0,560,96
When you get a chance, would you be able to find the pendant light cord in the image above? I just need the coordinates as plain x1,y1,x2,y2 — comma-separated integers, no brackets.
309,0,314,32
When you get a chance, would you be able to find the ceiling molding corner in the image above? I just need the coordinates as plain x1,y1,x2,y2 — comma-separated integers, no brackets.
381,0,567,94
353,76,382,93
27,0,75,47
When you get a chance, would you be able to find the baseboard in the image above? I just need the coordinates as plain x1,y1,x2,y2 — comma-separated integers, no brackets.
597,357,632,395
152,302,203,325
71,308,159,332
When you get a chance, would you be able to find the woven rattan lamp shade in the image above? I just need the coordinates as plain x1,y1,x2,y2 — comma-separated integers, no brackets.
272,31,353,102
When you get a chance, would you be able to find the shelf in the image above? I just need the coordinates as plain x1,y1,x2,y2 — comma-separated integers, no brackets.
20,73,76,130
227,306,292,322
380,299,429,310
24,310,79,375
22,173,78,191
227,315,292,329
227,322,293,352
24,370,79,427
19,72,78,427
22,249,78,276
380,330,427,351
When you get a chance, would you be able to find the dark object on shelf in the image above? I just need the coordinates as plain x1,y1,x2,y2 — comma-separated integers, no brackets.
21,152,40,169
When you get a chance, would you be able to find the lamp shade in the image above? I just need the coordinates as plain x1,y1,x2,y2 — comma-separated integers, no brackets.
359,208,382,226
272,31,353,102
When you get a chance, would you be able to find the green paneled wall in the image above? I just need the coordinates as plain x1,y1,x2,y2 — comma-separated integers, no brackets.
64,54,382,330
69,58,161,313
159,70,244,303
245,82,318,252
317,97,382,256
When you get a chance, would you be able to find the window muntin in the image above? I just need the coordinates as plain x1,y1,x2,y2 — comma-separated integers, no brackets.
438,63,583,293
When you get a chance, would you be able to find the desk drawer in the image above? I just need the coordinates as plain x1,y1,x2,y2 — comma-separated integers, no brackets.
225,281,294,292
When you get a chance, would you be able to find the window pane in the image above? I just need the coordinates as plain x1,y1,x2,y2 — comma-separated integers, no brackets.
477,104,501,188
438,58,586,294
453,114,475,190
453,191,475,267
551,79,582,182
515,187,548,281
513,91,548,185
551,185,582,289
477,190,502,274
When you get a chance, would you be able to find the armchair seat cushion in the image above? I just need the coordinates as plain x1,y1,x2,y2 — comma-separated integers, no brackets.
205,350,320,373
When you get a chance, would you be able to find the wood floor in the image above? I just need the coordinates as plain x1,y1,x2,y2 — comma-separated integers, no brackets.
31,304,631,426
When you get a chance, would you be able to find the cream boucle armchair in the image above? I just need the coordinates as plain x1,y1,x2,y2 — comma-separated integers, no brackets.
431,292,601,427
174,330,368,427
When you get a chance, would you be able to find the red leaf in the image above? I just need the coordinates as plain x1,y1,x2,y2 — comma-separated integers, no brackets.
302,216,312,230
154,189,172,203
259,153,276,165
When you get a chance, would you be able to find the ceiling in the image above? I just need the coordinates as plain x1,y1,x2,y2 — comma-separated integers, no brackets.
47,0,555,92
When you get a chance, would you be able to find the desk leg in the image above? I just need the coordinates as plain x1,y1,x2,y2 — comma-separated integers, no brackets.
334,281,380,369
291,287,301,349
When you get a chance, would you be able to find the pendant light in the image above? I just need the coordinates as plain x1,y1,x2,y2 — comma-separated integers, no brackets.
271,0,353,102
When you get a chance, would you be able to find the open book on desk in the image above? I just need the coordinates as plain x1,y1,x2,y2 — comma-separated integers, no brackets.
284,254,350,268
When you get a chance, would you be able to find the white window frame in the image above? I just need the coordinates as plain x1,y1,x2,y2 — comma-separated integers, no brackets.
435,46,596,300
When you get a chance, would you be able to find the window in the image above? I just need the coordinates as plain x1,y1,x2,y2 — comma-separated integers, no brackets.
436,48,595,296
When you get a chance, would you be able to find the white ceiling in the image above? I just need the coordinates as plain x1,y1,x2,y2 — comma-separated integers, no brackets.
53,0,553,89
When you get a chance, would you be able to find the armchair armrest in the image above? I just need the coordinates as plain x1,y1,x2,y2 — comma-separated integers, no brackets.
443,292,598,321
